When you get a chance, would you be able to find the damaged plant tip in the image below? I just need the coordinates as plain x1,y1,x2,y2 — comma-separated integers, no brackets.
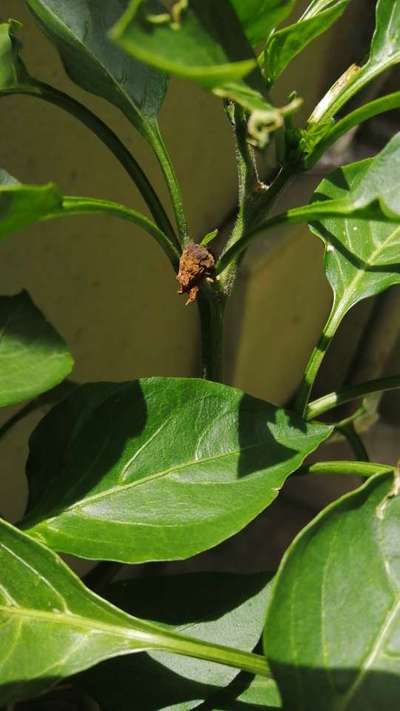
177,241,216,304
247,95,303,149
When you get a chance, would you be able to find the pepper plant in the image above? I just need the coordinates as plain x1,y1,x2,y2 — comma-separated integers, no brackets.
1,0,400,709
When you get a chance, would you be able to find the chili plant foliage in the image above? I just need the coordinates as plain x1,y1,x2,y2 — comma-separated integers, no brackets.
1,0,400,708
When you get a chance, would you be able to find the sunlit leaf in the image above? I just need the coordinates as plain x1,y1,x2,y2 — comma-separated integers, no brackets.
265,470,400,709
0,520,266,705
22,378,331,562
265,0,349,83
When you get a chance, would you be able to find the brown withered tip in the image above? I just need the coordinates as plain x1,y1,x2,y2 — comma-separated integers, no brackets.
177,241,216,305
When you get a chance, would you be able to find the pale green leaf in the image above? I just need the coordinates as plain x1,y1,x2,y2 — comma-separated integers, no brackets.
265,470,400,709
0,519,267,706
22,378,331,562
0,291,73,407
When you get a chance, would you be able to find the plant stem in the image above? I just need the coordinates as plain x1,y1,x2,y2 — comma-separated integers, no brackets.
2,81,178,248
300,460,393,478
155,629,271,678
51,196,180,269
294,306,344,417
197,284,226,382
336,423,369,462
306,374,400,420
145,124,188,244
306,91,400,168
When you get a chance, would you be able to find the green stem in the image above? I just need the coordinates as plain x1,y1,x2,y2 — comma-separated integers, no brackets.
145,124,188,244
2,81,178,248
197,284,226,382
306,374,400,420
155,630,270,678
336,423,369,462
51,196,180,269
300,460,393,478
216,197,359,275
306,92,400,168
294,306,344,417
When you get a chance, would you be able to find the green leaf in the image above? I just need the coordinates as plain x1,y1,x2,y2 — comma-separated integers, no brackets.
265,470,400,709
230,0,296,47
0,291,73,408
265,0,349,84
0,171,179,266
111,0,278,116
310,153,400,316
217,132,400,274
25,0,167,136
0,20,29,90
0,176,62,238
310,0,400,123
0,519,267,706
22,378,331,562
80,572,277,710
112,0,257,87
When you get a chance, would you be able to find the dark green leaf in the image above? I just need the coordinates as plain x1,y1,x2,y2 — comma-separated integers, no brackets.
111,0,278,115
0,520,268,706
22,378,331,562
265,470,400,710
80,572,277,710
0,291,73,407
230,0,296,47
25,0,167,136
265,0,349,83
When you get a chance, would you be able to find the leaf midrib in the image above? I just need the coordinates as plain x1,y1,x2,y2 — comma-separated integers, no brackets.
333,222,400,307
31,435,298,526
1,603,154,644
335,596,400,710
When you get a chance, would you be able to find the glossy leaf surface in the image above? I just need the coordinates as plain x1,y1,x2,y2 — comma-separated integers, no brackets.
25,0,167,136
265,0,348,83
112,0,275,114
0,291,73,407
22,378,331,562
0,520,177,704
265,471,400,710
81,572,278,710
310,154,400,315
231,0,296,47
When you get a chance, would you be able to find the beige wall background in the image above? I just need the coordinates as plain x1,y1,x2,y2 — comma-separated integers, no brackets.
0,0,367,523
